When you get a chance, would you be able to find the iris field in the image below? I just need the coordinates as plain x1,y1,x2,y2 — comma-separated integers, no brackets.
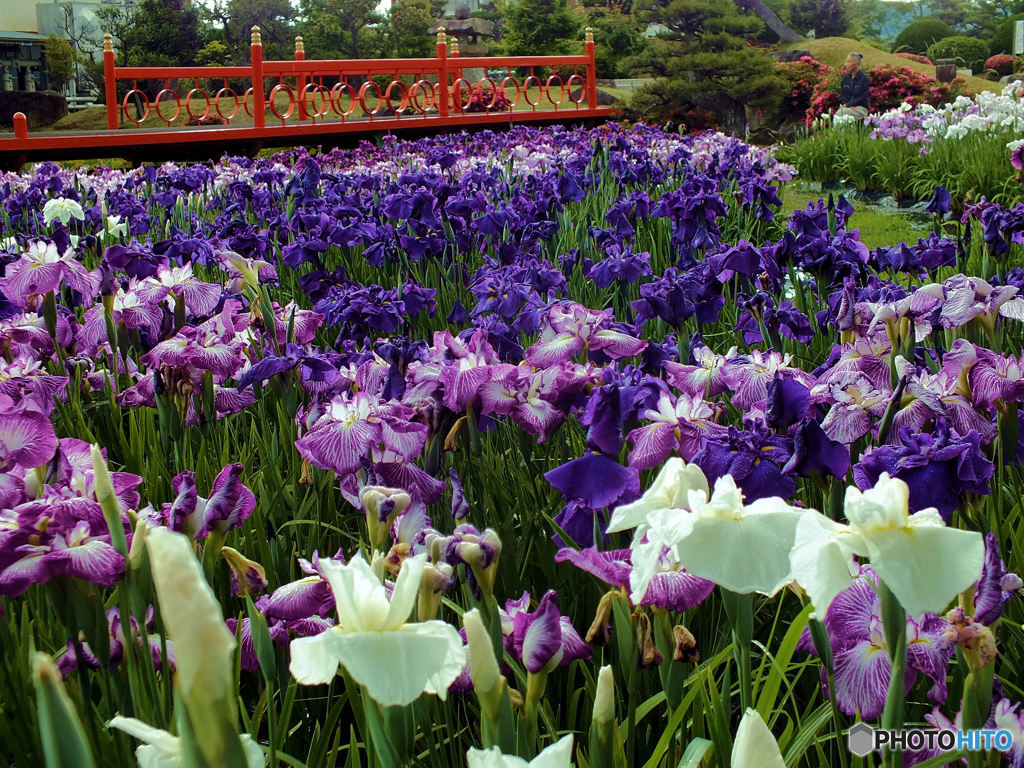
1,123,1023,768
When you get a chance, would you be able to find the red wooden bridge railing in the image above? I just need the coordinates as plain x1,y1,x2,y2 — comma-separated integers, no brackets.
0,26,614,170
101,26,602,131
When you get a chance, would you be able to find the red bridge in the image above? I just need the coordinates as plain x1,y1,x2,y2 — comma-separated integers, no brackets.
0,26,615,171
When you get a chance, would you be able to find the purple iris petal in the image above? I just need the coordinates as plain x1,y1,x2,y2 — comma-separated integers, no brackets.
582,384,622,456
765,374,810,432
516,592,562,673
973,533,1023,626
544,452,640,510
449,468,470,520
783,418,851,480
200,464,256,537
925,186,951,216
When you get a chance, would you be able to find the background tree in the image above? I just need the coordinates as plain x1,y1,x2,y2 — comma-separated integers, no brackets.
92,2,137,65
499,0,581,56
387,0,442,59
115,0,204,67
42,35,75,93
298,0,385,60
579,0,644,78
893,16,955,54
195,39,231,67
989,12,1024,54
788,0,848,37
202,0,295,62
628,0,781,134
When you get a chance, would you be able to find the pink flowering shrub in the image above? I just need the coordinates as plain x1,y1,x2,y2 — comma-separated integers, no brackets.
806,63,968,123
895,52,933,65
986,54,1016,76
463,85,513,113
775,56,833,123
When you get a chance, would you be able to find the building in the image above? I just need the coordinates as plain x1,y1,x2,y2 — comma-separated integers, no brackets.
0,0,133,92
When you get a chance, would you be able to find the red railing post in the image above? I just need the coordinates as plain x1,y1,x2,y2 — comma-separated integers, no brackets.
13,112,28,139
436,28,449,118
103,33,118,130
584,27,598,109
251,26,265,129
450,37,463,83
295,36,307,121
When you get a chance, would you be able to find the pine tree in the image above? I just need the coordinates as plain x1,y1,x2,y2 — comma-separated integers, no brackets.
499,0,581,56
122,0,204,67
628,0,781,134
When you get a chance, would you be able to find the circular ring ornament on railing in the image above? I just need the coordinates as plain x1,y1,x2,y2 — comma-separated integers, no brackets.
215,87,241,121
545,74,565,106
154,88,181,125
185,88,212,121
301,83,331,119
500,76,522,108
330,82,358,117
566,74,585,105
522,75,541,107
242,87,254,117
409,79,436,113
451,77,473,112
268,83,296,122
384,79,410,115
121,89,151,126
359,80,384,116
475,77,501,111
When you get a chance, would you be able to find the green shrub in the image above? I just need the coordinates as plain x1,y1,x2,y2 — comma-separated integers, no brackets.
927,35,989,73
893,16,955,56
990,13,1024,56
872,139,919,200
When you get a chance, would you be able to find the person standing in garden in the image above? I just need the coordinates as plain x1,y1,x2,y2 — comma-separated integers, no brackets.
837,52,870,119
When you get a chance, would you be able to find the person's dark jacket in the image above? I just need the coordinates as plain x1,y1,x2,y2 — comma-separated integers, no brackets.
840,70,870,110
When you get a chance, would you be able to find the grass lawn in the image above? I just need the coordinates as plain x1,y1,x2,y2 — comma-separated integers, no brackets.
780,183,930,250
39,85,626,134
783,36,1001,95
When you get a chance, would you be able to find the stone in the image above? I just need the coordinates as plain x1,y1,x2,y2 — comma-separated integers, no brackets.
0,90,68,129
774,49,812,63
568,87,619,106
877,195,899,209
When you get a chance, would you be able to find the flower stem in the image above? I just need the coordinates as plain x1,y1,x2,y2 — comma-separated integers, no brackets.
722,589,753,712
879,581,907,768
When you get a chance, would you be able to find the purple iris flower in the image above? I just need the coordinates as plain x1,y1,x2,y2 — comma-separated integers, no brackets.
554,547,714,612
631,265,724,327
626,391,725,468
799,567,954,720
925,186,951,216
524,303,646,367
201,464,257,537
584,245,653,289
0,241,101,307
692,423,796,502
508,590,592,673
853,422,994,519
57,607,173,678
0,398,58,473
295,392,428,477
